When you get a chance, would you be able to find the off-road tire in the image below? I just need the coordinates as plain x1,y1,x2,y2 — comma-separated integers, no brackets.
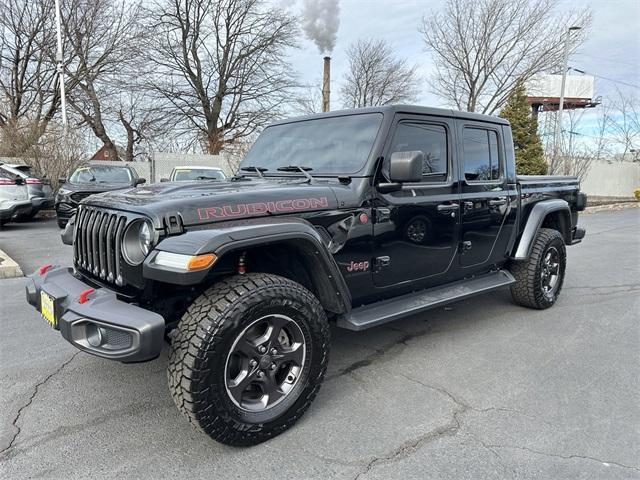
167,273,330,446
509,228,566,309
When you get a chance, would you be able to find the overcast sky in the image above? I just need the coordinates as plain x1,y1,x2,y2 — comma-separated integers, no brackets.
284,0,640,111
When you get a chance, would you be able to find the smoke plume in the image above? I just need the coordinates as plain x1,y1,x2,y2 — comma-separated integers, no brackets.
301,0,340,54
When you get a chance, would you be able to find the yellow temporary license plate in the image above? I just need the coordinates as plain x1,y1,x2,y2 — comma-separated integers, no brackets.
40,290,57,328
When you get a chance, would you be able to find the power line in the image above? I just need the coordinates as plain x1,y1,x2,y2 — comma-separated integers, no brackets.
570,68,640,90
573,53,638,69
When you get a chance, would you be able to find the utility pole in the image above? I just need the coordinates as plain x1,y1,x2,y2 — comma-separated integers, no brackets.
54,0,68,135
553,26,581,175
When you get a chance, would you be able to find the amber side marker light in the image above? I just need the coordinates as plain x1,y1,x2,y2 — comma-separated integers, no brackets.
153,251,218,272
187,253,217,271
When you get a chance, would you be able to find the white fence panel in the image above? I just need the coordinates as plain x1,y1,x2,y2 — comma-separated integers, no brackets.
581,160,639,199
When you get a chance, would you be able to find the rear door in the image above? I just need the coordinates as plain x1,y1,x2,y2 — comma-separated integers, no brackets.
456,121,518,269
373,114,461,288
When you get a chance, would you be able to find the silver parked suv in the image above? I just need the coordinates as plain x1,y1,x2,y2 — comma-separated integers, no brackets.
0,163,54,220
0,166,31,226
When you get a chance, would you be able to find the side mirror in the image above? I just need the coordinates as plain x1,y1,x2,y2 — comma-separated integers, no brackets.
389,151,424,183
160,178,168,183
58,176,66,184
135,178,146,186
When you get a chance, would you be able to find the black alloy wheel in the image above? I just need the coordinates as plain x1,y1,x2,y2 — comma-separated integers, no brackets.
225,314,306,412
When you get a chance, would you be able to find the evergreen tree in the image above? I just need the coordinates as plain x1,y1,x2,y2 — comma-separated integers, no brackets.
500,82,548,175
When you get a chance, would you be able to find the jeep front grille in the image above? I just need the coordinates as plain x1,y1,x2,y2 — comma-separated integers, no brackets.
73,206,127,286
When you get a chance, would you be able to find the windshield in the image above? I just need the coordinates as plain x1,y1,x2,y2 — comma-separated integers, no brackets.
173,168,226,181
240,113,383,175
70,166,132,184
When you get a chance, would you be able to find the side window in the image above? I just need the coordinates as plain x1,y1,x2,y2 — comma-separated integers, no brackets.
462,128,500,181
387,122,448,181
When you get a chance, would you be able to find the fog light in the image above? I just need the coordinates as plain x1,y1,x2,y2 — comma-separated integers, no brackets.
86,323,103,347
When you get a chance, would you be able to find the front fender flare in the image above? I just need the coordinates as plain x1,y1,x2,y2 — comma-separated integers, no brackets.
143,217,351,313
512,199,571,260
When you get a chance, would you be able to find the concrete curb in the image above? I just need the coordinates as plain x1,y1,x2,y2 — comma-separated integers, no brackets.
583,202,639,214
0,248,24,279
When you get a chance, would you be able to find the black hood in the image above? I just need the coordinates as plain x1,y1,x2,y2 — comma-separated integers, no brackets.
83,178,342,227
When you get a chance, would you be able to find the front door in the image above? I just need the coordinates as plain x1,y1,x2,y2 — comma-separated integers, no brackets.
457,122,517,269
373,115,460,288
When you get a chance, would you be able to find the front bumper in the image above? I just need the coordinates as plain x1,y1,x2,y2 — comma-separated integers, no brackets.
55,201,77,220
25,266,165,362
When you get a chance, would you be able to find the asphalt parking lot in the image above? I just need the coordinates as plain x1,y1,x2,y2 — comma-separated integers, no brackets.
0,208,639,480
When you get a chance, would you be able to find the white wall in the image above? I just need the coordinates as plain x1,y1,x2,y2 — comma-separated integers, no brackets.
581,160,640,198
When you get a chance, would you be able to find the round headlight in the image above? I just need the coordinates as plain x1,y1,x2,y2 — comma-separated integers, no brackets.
140,221,152,255
122,219,154,265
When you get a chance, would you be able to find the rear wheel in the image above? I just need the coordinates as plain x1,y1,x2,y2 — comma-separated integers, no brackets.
509,228,566,309
167,273,330,446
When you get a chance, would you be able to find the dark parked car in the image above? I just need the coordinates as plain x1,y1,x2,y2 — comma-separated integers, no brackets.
27,106,586,446
0,167,31,226
55,163,145,228
0,163,53,220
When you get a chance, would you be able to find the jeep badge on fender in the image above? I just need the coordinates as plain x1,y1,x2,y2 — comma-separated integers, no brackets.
25,106,586,446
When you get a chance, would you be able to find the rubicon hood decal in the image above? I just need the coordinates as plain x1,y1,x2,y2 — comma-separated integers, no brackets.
83,179,341,226
197,197,330,220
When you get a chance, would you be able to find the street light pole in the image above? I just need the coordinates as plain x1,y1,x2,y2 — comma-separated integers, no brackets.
53,0,68,135
554,26,581,175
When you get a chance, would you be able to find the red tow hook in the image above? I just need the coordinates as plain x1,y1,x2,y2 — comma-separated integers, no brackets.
78,288,95,304
38,264,53,276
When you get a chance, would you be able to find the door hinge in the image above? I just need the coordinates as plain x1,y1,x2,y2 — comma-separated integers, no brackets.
374,256,391,272
373,208,391,223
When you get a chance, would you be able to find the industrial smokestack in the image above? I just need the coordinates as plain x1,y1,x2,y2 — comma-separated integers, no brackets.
322,56,331,112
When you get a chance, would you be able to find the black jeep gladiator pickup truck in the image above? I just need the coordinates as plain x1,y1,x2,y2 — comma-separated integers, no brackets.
26,106,586,446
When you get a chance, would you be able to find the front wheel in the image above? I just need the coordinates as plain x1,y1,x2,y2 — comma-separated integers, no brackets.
167,273,330,446
509,228,566,309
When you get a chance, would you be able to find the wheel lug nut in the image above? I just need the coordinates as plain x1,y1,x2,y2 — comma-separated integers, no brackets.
270,348,277,355
249,359,257,367
257,370,264,378
258,346,266,354
269,363,276,370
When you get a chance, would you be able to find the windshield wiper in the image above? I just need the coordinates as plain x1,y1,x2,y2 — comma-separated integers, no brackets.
240,166,268,178
196,176,221,180
277,165,314,183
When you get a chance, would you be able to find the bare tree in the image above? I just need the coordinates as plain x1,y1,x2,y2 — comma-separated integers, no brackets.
421,0,591,114
145,0,298,154
608,89,639,158
116,91,167,162
0,0,60,154
292,80,323,115
57,0,144,160
340,39,420,108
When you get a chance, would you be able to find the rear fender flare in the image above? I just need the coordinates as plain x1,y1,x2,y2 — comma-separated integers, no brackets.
512,199,572,260
143,217,351,314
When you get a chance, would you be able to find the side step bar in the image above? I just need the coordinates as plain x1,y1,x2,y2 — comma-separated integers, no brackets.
336,270,515,331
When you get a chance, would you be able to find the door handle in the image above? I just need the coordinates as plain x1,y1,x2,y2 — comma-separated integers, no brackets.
489,198,508,206
437,204,458,212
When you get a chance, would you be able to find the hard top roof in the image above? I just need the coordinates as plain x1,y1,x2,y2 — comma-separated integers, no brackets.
270,104,510,126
